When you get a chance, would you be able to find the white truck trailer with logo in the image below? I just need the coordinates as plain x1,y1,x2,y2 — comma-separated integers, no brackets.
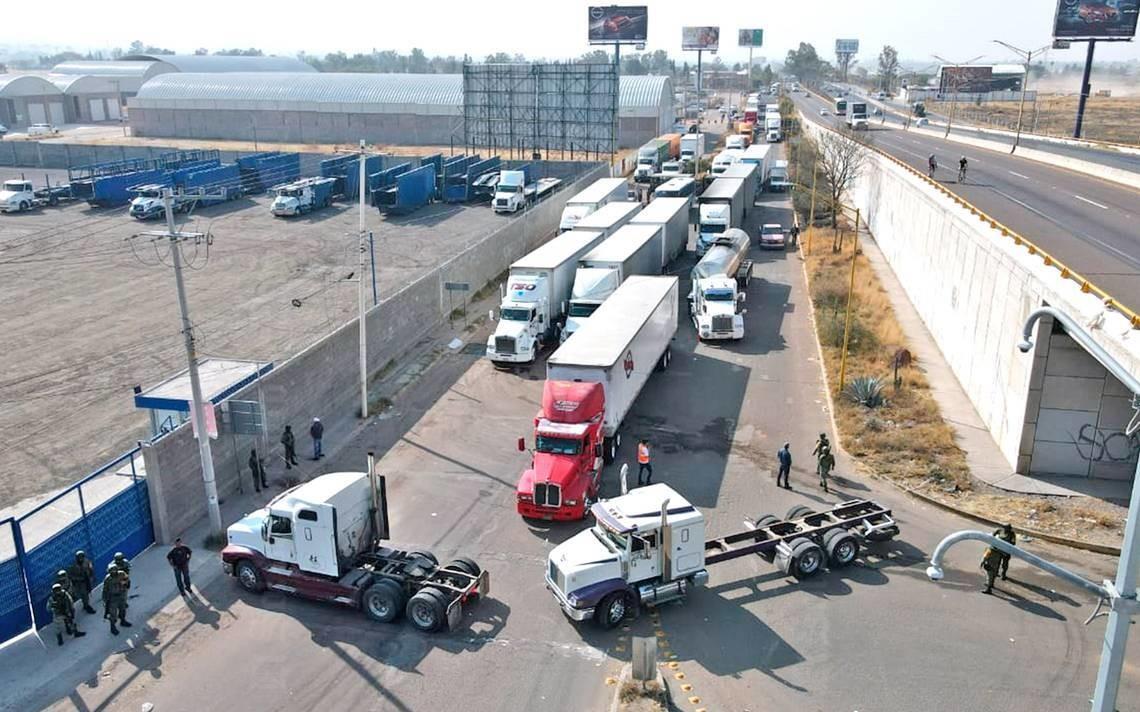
738,143,771,189
570,200,641,241
547,276,679,463
690,228,753,340
558,177,630,232
485,230,606,366
696,178,745,255
561,224,665,343
629,196,690,266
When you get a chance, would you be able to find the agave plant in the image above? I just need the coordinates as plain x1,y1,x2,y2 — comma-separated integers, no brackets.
844,376,885,408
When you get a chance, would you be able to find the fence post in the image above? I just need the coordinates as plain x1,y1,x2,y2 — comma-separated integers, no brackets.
10,519,41,627
76,484,95,564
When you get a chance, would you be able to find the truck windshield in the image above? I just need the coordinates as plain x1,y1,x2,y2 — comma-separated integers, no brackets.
2,181,26,191
594,524,628,552
701,223,725,234
536,435,582,455
638,158,654,165
568,303,599,318
500,307,531,321
704,288,736,302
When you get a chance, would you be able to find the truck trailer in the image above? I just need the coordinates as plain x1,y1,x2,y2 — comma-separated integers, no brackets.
546,483,900,627
696,178,745,254
485,229,607,366
558,177,629,232
561,224,665,343
0,177,73,213
629,196,690,266
652,177,696,202
634,139,671,183
569,200,641,241
679,133,705,171
719,162,759,210
222,454,489,633
690,228,753,341
517,276,679,520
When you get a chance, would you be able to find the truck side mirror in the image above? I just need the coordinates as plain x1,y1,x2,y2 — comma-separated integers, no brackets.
739,293,747,303
260,521,269,541
489,310,495,322
517,437,526,452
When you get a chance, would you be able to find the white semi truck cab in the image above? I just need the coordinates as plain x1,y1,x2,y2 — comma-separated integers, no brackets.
690,229,752,341
696,203,730,255
561,268,620,343
493,170,528,213
488,274,555,364
0,180,36,213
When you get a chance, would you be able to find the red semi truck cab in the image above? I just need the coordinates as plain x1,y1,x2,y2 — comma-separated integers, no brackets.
516,380,606,520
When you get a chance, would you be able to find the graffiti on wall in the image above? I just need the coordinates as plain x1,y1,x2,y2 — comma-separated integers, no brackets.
1072,424,1140,463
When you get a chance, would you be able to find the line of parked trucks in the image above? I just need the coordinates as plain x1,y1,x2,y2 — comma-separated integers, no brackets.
634,133,706,184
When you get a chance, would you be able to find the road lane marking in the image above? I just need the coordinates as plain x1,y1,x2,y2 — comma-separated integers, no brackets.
1073,194,1109,210
991,187,1140,267
1008,171,1030,180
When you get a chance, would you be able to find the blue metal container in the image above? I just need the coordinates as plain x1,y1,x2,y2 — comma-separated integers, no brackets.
376,164,436,215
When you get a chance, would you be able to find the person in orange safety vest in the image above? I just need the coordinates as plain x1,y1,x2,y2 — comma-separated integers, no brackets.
637,438,652,486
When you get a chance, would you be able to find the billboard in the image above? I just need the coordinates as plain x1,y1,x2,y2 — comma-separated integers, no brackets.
738,29,764,47
682,26,720,50
1053,0,1139,40
939,65,994,93
588,6,649,43
835,39,860,54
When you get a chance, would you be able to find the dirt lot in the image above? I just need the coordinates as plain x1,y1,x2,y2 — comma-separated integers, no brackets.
928,93,1140,146
0,164,516,509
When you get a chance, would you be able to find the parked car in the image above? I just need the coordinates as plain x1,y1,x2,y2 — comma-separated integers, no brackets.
818,108,830,116
915,117,930,127
27,124,59,136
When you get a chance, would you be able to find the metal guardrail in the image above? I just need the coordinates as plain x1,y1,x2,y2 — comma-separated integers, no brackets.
798,94,1140,328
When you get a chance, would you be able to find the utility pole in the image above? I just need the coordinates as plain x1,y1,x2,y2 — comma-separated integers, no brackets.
147,190,222,538
933,54,984,139
837,208,861,391
993,40,1050,152
1073,39,1097,139
357,139,368,419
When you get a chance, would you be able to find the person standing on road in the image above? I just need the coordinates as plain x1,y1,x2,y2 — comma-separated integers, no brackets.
789,224,800,248
113,552,131,577
776,443,792,490
102,563,132,635
994,523,1016,580
812,433,834,493
637,438,653,486
66,550,97,614
167,537,193,597
981,546,1003,595
281,425,299,469
48,583,85,646
310,417,324,460
249,448,267,492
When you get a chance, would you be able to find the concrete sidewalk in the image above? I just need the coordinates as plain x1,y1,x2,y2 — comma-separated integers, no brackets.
858,230,1131,502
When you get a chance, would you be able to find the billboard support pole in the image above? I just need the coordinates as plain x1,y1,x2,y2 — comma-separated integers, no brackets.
696,50,703,99
1073,39,1096,139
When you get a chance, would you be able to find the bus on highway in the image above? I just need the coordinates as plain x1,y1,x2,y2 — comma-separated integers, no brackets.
835,98,848,116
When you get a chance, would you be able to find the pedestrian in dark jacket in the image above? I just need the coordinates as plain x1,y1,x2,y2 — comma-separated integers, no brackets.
249,448,267,492
776,443,792,489
310,417,324,460
281,425,298,468
166,538,193,597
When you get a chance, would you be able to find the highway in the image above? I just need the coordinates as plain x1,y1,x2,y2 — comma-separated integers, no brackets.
32,169,1137,712
791,90,1140,313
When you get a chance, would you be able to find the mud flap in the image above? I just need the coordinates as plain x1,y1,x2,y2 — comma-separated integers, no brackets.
447,600,463,631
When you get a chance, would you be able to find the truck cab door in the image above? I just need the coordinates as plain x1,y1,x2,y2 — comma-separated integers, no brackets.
626,532,660,583
294,502,339,577
264,512,297,565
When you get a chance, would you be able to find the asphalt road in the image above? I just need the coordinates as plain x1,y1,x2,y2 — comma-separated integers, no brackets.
792,90,1140,314
37,161,1138,711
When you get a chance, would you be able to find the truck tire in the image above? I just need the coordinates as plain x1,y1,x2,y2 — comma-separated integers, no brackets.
406,588,448,633
235,560,265,593
19,201,29,212
362,578,405,623
594,591,630,629
753,514,780,529
603,437,615,465
823,529,859,568
783,538,824,580
785,505,816,522
446,557,481,578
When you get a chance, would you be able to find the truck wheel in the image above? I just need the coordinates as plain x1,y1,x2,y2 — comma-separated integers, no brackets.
446,557,481,578
602,437,615,465
407,550,439,568
235,560,265,593
594,591,629,629
753,514,780,529
406,588,447,633
783,538,824,580
19,201,29,212
785,505,816,522
823,529,859,568
362,578,405,623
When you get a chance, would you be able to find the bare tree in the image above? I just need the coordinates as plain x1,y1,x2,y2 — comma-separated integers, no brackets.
814,128,870,232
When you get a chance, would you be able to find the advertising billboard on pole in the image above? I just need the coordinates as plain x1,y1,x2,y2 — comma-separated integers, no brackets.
738,29,764,47
682,26,720,50
835,39,860,54
1052,0,1139,40
588,6,649,43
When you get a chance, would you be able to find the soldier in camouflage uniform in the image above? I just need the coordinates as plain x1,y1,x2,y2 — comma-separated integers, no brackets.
48,582,86,646
113,552,131,577
102,563,132,635
54,570,71,597
980,546,1003,594
994,524,1016,581
66,551,97,614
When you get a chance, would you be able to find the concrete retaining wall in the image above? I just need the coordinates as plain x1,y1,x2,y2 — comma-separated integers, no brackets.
801,119,1140,474
140,162,609,541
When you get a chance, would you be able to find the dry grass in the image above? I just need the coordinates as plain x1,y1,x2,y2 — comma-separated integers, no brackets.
927,93,1140,146
802,227,1125,547
618,680,667,711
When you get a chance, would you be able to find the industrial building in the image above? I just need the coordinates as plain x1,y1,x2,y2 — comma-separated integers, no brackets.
127,72,674,148
0,75,67,127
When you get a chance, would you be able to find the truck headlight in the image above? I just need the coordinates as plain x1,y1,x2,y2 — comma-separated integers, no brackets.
520,342,530,351
700,326,710,335
518,493,533,502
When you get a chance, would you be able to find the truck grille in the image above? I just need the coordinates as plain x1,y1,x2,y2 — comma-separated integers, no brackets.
495,336,516,354
534,482,561,508
712,315,734,332
495,198,508,208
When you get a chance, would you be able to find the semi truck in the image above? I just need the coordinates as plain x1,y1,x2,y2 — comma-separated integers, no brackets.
679,133,705,170
128,163,245,219
222,454,489,633
696,178,745,255
765,114,782,143
738,143,771,190
709,149,742,176
517,276,679,520
485,229,606,366
690,228,753,341
561,224,665,343
545,483,900,627
271,177,338,217
570,200,641,240
848,101,869,130
0,177,73,213
558,177,629,232
652,176,696,202
725,134,747,151
719,162,759,210
629,196,690,265
768,160,791,192
493,165,562,214
634,138,671,182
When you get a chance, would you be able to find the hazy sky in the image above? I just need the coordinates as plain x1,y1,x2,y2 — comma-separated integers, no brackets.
4,0,1139,66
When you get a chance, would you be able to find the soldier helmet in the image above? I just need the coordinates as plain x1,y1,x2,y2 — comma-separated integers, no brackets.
113,552,126,561
56,569,68,578
75,550,86,559
107,562,119,572
52,583,62,592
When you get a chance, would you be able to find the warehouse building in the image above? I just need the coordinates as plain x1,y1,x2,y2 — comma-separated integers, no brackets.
0,75,67,128
49,75,125,122
52,60,171,96
127,73,673,148
117,53,316,74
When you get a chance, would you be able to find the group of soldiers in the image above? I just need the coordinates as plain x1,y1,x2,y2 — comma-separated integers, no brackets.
48,550,133,646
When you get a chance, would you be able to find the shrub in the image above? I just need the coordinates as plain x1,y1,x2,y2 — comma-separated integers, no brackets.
844,376,885,408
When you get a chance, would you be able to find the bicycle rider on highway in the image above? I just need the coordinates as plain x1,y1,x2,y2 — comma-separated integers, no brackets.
958,155,968,182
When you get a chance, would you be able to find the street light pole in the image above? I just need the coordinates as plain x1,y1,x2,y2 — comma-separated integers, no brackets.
357,140,369,420
993,40,1051,153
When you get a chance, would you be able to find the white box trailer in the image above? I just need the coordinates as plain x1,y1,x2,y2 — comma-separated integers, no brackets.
630,196,690,267
559,177,630,231
548,276,679,444
571,201,641,240
696,178,745,253
738,143,771,189
719,162,759,211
